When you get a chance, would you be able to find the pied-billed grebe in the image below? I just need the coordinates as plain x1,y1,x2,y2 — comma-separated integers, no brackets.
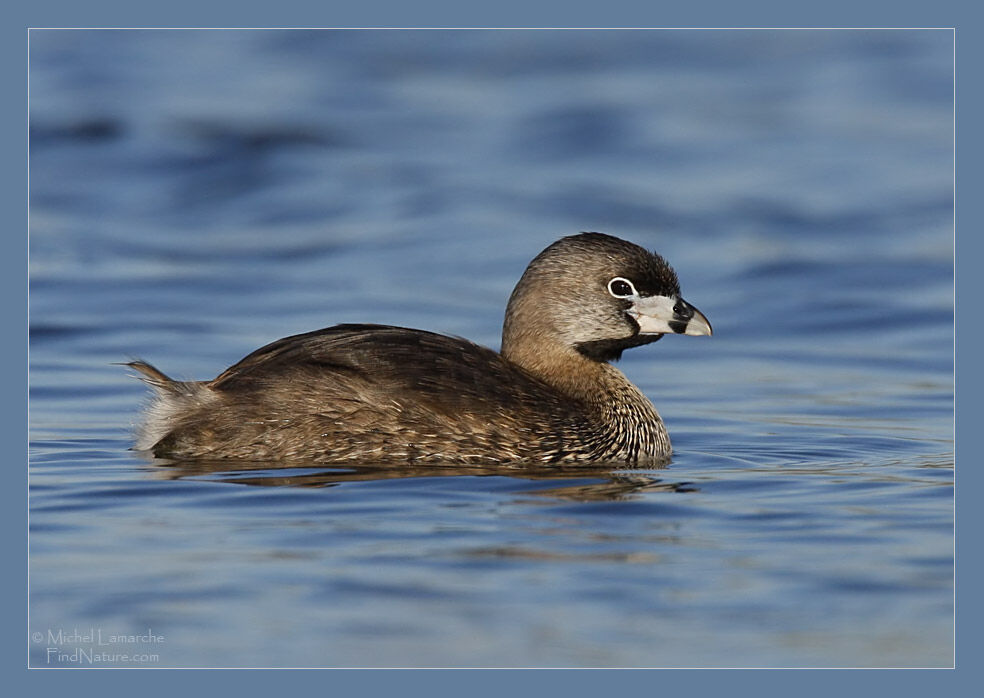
129,232,711,465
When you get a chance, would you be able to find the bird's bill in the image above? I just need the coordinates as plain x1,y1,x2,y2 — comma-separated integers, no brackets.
628,295,713,337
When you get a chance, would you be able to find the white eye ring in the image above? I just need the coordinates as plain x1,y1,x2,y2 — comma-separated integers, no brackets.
607,277,637,299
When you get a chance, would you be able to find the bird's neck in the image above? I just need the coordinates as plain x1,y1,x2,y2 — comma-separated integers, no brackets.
502,333,670,462
502,337,608,403
502,335,662,421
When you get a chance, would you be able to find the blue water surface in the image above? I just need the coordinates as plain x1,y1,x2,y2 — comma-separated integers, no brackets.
28,29,953,668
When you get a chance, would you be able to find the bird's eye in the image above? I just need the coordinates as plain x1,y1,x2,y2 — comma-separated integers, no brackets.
607,277,637,298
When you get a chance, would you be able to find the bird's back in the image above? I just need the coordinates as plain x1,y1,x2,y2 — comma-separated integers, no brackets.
139,324,600,464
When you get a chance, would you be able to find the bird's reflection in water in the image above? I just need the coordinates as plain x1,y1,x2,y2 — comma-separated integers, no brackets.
142,457,698,502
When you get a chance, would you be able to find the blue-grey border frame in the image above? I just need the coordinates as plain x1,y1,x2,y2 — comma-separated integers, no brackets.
11,1,974,695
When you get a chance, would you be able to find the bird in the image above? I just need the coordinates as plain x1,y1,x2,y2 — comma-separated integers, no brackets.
128,232,711,465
